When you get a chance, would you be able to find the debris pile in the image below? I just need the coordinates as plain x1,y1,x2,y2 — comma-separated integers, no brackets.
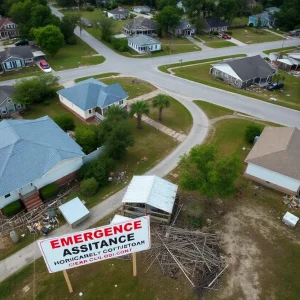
108,171,126,183
144,226,225,297
283,195,300,209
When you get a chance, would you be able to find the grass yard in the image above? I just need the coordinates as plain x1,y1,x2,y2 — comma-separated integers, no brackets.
263,45,299,55
206,40,236,48
231,27,283,44
231,16,248,25
172,60,300,111
0,65,41,82
101,77,156,99
0,251,194,300
195,35,236,48
193,100,234,119
74,72,120,83
146,96,193,134
60,8,104,21
46,37,105,71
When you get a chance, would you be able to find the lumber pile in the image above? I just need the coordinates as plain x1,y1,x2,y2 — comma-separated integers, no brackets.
144,226,225,297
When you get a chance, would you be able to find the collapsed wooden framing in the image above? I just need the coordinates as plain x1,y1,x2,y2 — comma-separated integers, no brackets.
144,226,225,297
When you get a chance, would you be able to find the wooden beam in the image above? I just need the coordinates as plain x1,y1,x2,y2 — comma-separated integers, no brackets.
132,252,137,277
63,270,73,293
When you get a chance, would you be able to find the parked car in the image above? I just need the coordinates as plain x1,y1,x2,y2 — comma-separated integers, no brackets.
39,60,52,73
266,82,284,91
221,33,231,39
81,18,92,28
15,40,29,46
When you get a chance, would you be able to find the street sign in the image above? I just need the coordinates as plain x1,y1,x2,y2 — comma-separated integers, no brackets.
38,216,151,273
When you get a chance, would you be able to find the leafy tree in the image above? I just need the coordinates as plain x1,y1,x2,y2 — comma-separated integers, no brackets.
156,0,178,10
33,25,64,56
251,4,264,15
75,126,99,154
273,0,300,30
103,105,129,121
95,15,116,41
56,0,77,8
60,13,81,44
215,0,238,24
272,73,286,83
152,94,170,121
12,74,59,105
111,37,129,52
183,0,205,32
77,153,115,186
30,4,61,29
203,0,216,18
256,16,262,29
179,144,240,198
156,5,181,35
129,101,150,129
80,177,99,196
54,115,75,131
245,123,264,143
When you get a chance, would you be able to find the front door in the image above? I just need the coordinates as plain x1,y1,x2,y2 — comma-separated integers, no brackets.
185,30,191,36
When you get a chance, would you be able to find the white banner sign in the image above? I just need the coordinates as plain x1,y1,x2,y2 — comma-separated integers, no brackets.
38,216,151,273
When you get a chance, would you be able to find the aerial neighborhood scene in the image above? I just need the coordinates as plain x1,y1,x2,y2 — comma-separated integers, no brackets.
0,0,300,298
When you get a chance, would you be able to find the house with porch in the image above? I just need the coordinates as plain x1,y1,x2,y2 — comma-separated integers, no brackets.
121,176,178,224
210,55,276,89
0,18,19,40
0,46,34,72
203,17,228,33
107,7,129,20
172,19,195,36
57,78,128,122
123,17,157,36
244,127,300,196
0,86,25,117
277,50,300,71
128,34,161,54
248,7,280,27
0,116,85,212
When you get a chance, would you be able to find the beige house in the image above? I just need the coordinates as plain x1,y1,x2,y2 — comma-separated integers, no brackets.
244,127,300,195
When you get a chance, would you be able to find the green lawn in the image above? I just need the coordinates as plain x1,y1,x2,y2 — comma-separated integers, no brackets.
193,100,234,119
158,54,246,73
0,252,193,300
146,96,193,134
231,16,248,25
206,40,236,48
0,65,42,82
46,37,105,71
195,35,236,48
74,72,120,83
101,77,156,99
263,46,299,55
172,60,300,111
231,27,283,44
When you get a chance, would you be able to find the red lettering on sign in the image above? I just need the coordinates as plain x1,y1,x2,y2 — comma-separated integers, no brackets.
94,229,103,238
50,240,60,249
61,237,73,247
124,223,133,231
104,227,113,236
74,234,83,243
83,232,93,241
134,220,142,230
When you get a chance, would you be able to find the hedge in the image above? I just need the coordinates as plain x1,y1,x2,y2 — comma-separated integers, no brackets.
2,201,23,217
80,177,99,196
40,183,58,200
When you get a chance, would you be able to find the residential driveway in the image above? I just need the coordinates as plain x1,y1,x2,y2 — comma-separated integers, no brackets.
0,92,209,283
229,37,247,46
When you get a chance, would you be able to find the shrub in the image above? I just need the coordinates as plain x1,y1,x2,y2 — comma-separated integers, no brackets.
130,13,135,19
75,126,98,154
279,26,288,32
80,177,99,196
2,201,23,217
54,115,75,131
85,5,95,11
212,31,219,35
66,35,77,45
40,183,58,200
248,22,254,27
225,31,232,35
245,123,264,143
111,38,129,52
294,24,300,30
187,215,204,228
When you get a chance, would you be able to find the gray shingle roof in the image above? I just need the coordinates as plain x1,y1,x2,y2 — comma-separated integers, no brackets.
0,46,33,63
123,17,157,30
0,116,85,198
0,86,15,108
245,127,300,180
205,18,228,28
128,34,160,46
109,7,129,14
57,78,128,111
225,55,275,81
175,19,195,30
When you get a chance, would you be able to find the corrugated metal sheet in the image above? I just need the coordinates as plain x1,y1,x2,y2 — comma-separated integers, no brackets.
122,176,178,214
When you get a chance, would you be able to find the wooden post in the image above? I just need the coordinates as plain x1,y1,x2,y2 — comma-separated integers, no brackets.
132,252,137,277
63,270,73,293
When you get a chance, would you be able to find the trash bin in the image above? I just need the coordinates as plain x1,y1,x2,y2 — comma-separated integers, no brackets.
10,231,19,244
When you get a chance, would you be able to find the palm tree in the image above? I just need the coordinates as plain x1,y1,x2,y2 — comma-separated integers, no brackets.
129,101,149,129
105,105,128,121
152,94,170,121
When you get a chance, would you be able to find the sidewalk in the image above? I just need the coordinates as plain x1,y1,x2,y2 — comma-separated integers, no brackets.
185,36,212,51
0,93,209,283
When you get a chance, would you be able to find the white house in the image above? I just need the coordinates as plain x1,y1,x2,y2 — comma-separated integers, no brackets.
132,6,150,13
57,78,128,122
0,116,85,211
128,34,161,54
107,7,129,20
244,127,300,195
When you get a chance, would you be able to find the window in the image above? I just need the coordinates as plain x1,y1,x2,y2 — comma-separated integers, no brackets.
266,181,270,184
5,193,10,198
88,109,92,114
119,100,123,105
